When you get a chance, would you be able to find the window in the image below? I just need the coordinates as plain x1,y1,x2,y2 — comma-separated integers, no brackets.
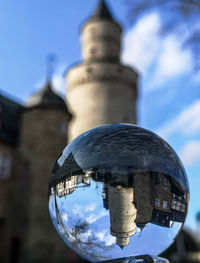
163,177,167,187
155,198,160,207
155,174,161,185
163,201,168,209
171,199,186,212
90,47,97,56
89,26,96,36
86,67,92,73
0,152,11,178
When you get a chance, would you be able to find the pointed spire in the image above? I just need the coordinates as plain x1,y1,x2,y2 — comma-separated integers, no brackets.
46,54,56,83
25,79,72,118
42,79,52,92
119,245,125,250
90,0,114,21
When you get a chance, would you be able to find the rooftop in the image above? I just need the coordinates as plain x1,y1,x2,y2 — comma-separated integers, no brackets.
26,81,72,117
84,0,121,30
90,0,113,21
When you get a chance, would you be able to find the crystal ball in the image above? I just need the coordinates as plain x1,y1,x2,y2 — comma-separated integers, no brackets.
48,124,189,262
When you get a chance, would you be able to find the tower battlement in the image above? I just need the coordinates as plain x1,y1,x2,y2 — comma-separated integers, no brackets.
67,62,137,90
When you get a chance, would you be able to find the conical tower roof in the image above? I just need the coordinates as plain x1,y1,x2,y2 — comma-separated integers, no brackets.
90,0,113,21
83,0,121,31
26,81,72,117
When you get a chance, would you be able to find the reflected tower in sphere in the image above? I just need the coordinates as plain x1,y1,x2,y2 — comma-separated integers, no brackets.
108,185,137,248
66,0,138,141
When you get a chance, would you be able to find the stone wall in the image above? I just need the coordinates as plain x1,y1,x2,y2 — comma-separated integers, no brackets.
67,62,137,141
81,20,121,61
18,108,71,263
0,143,14,263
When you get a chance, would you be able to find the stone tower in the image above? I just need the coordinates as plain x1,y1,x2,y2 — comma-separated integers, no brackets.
18,81,72,263
108,185,137,248
66,0,138,141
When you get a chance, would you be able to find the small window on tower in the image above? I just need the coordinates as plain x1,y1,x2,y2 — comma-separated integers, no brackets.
90,26,96,36
0,152,11,178
86,67,92,73
90,47,97,56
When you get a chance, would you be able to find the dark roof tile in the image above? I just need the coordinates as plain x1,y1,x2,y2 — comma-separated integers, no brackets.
26,81,72,118
91,0,113,21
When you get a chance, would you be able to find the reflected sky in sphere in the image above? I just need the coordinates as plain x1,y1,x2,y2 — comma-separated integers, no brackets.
48,124,189,262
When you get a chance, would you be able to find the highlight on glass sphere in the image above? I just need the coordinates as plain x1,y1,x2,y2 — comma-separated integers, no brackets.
48,124,189,262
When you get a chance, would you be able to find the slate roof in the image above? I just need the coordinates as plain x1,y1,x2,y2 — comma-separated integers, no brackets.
90,0,113,21
85,0,121,30
49,153,84,188
25,81,72,118
0,94,23,146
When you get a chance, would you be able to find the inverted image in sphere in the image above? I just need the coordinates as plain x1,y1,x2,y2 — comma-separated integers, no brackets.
48,124,189,262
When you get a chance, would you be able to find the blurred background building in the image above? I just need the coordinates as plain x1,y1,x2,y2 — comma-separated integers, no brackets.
0,0,199,263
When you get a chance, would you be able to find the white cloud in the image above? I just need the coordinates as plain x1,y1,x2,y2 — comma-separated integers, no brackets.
52,63,67,95
150,35,192,88
87,210,108,224
95,231,116,246
72,204,83,216
80,229,92,241
72,204,108,224
104,234,116,246
34,63,67,95
62,213,68,222
158,36,191,76
52,74,65,94
85,203,97,212
122,12,161,74
157,100,200,138
179,141,200,167
122,12,192,90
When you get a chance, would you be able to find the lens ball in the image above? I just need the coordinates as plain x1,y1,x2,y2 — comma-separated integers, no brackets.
48,124,189,262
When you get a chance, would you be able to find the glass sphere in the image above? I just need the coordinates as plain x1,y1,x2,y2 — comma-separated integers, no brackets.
48,124,189,262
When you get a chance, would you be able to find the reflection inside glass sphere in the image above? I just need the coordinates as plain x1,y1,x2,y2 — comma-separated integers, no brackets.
48,124,189,262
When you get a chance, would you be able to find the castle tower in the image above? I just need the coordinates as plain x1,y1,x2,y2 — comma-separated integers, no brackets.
66,0,138,141
18,81,72,263
108,185,137,248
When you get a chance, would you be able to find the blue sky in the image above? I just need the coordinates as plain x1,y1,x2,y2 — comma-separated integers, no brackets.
1,0,200,231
